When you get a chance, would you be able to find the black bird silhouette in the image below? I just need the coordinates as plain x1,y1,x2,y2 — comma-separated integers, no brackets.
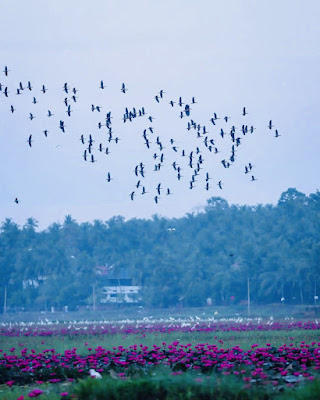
106,173,112,182
251,175,257,181
66,105,72,116
27,81,32,91
268,120,273,129
242,107,248,116
59,120,65,132
43,130,48,137
154,195,159,204
47,110,54,117
28,135,33,147
121,83,127,93
130,191,135,201
191,97,197,104
159,90,165,98
274,130,281,137
218,181,223,189
14,198,19,204
29,113,35,121
100,80,105,89
41,85,47,93
10,105,15,113
3,66,10,76
169,100,175,107
63,83,69,93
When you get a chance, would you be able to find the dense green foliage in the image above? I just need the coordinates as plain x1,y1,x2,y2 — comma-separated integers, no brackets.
74,372,272,400
1,372,320,400
0,188,319,311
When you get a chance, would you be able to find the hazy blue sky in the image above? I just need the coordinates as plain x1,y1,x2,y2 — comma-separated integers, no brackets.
1,0,319,229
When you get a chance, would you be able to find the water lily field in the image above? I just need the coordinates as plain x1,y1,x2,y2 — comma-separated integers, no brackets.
0,317,320,399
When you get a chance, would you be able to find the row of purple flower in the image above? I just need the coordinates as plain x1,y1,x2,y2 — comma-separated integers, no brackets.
1,340,319,386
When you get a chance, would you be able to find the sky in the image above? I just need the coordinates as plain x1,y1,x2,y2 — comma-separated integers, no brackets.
0,0,319,230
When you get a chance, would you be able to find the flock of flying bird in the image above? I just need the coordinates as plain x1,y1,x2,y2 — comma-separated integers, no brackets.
1,66,281,206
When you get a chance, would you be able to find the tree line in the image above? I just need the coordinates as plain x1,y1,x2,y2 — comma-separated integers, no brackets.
0,188,319,312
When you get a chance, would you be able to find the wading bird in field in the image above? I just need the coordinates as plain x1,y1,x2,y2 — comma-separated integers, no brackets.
89,369,102,379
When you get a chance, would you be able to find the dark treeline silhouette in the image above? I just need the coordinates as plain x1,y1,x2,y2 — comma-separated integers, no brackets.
0,188,319,311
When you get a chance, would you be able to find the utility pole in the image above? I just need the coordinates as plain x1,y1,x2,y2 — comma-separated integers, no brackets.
3,286,7,314
247,277,250,317
92,282,96,312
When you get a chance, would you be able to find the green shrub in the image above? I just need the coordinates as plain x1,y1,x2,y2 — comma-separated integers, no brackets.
74,372,273,400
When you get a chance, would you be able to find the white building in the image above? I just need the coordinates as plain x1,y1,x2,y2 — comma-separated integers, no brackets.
99,268,141,304
101,285,141,303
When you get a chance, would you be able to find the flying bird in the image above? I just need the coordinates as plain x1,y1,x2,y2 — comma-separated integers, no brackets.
274,130,281,137
3,66,10,76
27,135,33,147
121,83,127,93
106,173,112,182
